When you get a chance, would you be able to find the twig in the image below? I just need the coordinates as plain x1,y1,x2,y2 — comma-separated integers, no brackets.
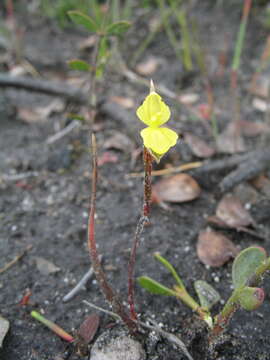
0,74,88,104
219,147,270,193
126,161,202,178
83,300,193,360
88,134,137,334
83,300,121,321
0,171,39,183
0,244,32,275
46,120,81,145
62,255,102,303
138,319,194,360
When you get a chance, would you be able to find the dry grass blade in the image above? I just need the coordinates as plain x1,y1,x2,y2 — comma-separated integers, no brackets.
184,133,215,158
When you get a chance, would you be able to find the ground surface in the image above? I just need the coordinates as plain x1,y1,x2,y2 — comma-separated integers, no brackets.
1,1,270,359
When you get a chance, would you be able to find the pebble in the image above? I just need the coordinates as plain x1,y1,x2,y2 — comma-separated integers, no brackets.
0,315,9,347
91,331,146,360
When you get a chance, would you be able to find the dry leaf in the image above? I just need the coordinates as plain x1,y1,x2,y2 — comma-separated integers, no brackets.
239,120,270,137
217,121,246,154
184,133,215,158
250,175,270,197
78,314,100,344
97,151,119,167
252,98,269,112
135,57,159,75
178,93,199,105
103,132,134,153
9,65,28,77
152,174,201,203
35,257,60,275
216,194,254,228
250,77,269,98
109,96,135,109
18,99,64,124
197,103,211,120
79,35,97,51
197,228,239,267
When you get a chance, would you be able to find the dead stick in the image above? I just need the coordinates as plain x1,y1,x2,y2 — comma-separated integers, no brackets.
88,134,137,334
0,74,87,104
0,245,32,275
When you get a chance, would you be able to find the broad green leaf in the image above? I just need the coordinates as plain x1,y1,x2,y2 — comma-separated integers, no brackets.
68,59,92,72
106,21,131,36
194,280,220,310
68,11,98,32
154,252,185,289
238,287,265,311
138,276,176,296
232,247,267,288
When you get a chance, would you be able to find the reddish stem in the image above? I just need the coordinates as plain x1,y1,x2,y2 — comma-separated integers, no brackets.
143,147,153,217
5,0,14,19
88,134,137,334
128,147,153,320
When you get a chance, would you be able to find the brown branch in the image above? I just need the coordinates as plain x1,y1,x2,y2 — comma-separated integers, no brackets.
0,74,87,104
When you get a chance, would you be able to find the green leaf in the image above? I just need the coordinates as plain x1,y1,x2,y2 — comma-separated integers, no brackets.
232,247,267,288
194,280,220,310
106,21,131,36
68,59,92,72
154,252,185,289
138,276,176,296
238,287,265,311
68,11,98,32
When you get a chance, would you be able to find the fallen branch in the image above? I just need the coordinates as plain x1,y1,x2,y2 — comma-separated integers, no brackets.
63,255,102,303
219,148,270,193
0,245,32,275
0,73,87,104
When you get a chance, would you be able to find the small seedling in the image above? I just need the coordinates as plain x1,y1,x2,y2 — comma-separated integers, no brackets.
68,6,131,117
31,310,74,343
211,246,266,338
139,246,270,340
138,252,220,327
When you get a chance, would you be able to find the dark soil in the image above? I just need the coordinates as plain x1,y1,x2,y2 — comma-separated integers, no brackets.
1,1,270,360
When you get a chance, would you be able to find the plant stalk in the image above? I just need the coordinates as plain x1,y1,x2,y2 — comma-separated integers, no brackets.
128,147,153,320
88,134,137,334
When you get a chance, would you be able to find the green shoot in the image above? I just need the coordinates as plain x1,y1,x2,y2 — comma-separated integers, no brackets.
138,253,218,328
31,311,74,343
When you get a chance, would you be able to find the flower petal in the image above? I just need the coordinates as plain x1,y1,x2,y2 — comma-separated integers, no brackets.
140,127,178,155
136,92,170,127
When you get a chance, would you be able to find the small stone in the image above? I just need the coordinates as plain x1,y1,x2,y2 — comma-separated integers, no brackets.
91,329,146,360
0,315,9,347
35,257,60,275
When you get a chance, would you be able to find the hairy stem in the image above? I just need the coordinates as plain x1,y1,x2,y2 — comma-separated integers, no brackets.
128,147,153,320
88,134,137,334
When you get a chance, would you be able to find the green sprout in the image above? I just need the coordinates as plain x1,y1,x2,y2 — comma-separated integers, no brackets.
67,5,131,117
139,246,269,339
31,310,74,343
138,252,219,328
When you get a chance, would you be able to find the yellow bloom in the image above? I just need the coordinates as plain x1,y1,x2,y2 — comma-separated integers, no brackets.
136,85,178,161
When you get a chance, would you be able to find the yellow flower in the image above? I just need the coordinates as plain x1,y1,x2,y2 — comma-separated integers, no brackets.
136,85,178,161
